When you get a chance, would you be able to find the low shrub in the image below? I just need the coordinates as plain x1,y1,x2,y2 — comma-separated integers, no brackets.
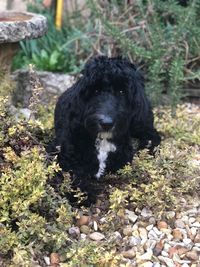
0,73,199,265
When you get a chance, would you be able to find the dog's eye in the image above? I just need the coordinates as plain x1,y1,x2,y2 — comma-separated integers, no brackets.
119,90,124,95
95,89,99,94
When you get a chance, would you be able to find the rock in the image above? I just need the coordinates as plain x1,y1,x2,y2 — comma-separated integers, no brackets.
80,233,87,240
139,249,153,261
129,236,141,246
174,219,185,229
89,232,105,241
113,231,122,240
44,256,50,266
157,221,168,230
161,251,169,257
188,217,196,225
139,227,148,243
185,250,199,261
172,229,183,240
146,224,154,231
123,226,133,236
144,240,157,251
158,255,175,267
122,248,136,259
80,225,90,234
12,70,75,106
165,211,176,220
177,246,189,256
68,227,80,238
125,209,138,223
153,240,164,256
140,261,153,267
194,233,200,243
76,215,90,226
168,247,178,258
153,227,163,236
148,217,156,225
192,222,200,228
141,208,152,218
50,253,60,265
93,220,98,231
183,238,192,246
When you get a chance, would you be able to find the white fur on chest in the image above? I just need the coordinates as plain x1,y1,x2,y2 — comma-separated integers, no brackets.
95,132,116,179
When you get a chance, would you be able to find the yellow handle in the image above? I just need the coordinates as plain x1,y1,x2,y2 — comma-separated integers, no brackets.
55,0,63,30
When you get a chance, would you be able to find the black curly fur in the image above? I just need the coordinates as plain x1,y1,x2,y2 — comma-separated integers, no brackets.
52,56,161,204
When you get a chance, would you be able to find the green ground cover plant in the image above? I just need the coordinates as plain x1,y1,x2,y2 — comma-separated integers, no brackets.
0,68,199,266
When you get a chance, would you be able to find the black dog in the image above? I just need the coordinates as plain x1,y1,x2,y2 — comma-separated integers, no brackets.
53,56,161,204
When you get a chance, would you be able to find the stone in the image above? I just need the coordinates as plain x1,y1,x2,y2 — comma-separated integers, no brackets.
80,233,87,240
141,207,152,218
129,236,141,246
146,224,154,231
122,248,136,259
12,70,75,106
125,209,138,223
158,256,175,267
157,221,168,230
140,261,153,267
89,232,105,241
138,249,153,261
123,226,133,236
185,250,199,261
76,215,90,226
50,253,60,265
174,219,185,229
138,227,148,242
183,238,192,246
153,240,164,256
80,225,90,234
172,229,183,240
192,222,200,228
194,233,200,243
68,227,80,237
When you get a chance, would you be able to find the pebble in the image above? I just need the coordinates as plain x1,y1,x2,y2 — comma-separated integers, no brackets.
192,221,200,227
139,227,148,244
138,249,153,261
129,236,141,246
50,253,60,265
185,250,199,261
76,215,90,226
140,261,153,267
183,238,193,246
123,226,133,236
146,224,154,231
175,219,185,229
125,209,138,223
80,225,90,234
172,229,183,240
157,221,168,230
141,208,153,218
122,248,136,259
89,232,105,241
68,226,80,237
158,256,175,267
80,233,87,240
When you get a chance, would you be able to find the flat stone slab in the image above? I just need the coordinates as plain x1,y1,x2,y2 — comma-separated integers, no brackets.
0,11,47,43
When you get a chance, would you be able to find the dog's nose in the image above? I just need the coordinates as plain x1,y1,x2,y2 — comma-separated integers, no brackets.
99,117,114,131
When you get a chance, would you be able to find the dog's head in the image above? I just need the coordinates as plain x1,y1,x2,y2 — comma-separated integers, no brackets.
79,56,148,139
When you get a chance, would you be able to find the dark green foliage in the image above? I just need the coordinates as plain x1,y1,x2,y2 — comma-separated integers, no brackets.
13,0,200,105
